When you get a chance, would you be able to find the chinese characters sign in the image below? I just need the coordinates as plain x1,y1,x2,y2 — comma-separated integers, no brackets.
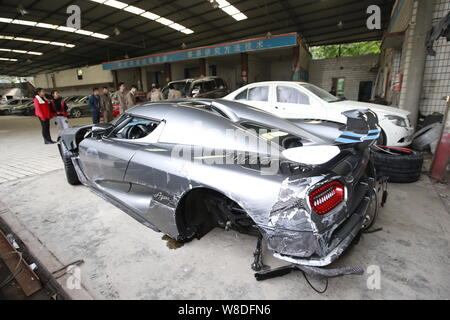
103,33,297,71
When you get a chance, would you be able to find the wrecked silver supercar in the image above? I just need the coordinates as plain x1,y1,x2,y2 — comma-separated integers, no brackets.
58,99,382,272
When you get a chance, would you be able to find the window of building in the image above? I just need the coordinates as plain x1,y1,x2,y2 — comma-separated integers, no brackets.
332,77,345,96
77,69,83,80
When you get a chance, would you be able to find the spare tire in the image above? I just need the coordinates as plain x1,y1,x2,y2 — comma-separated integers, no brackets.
371,146,423,183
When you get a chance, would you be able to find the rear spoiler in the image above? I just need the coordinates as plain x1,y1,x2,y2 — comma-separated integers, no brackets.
335,109,381,144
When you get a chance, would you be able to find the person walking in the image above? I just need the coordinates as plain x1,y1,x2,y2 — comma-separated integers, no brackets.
88,87,101,124
34,88,55,144
49,90,69,135
113,82,127,114
148,84,164,102
99,87,113,123
126,85,137,109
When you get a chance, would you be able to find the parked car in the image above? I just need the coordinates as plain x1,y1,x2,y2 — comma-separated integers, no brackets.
58,99,382,271
10,99,34,115
224,81,414,147
162,76,230,99
68,96,91,118
64,95,85,106
0,98,32,115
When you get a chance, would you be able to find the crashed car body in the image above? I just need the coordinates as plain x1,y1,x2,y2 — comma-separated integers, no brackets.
58,99,380,267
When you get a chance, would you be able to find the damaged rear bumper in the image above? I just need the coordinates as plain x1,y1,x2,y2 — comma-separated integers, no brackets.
263,194,372,267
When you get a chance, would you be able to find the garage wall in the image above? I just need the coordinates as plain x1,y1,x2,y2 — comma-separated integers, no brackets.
309,54,379,100
34,64,114,96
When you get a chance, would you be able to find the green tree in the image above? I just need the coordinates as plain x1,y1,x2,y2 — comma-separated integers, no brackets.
310,41,381,59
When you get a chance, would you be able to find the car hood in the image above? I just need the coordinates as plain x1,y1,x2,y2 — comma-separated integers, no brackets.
330,100,410,117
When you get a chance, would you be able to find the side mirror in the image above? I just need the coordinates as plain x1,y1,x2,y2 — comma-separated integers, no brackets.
91,123,113,138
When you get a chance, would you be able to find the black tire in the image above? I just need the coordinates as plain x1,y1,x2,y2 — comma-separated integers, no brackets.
371,146,423,183
59,143,80,185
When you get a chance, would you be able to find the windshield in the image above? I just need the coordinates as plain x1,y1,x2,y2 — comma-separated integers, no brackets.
300,83,340,103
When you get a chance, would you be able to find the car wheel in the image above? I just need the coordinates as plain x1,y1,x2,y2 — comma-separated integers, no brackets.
59,143,80,185
71,108,82,118
371,146,423,183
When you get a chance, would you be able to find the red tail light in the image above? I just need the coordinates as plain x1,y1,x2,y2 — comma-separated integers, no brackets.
309,181,345,215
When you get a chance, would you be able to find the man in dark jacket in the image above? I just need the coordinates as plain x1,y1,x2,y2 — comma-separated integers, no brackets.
99,87,113,123
50,90,69,135
88,87,101,124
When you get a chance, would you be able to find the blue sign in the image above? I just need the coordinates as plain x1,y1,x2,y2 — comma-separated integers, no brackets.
103,33,298,71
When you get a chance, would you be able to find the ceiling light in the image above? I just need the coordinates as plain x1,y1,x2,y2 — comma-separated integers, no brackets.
221,5,239,16
36,22,58,29
141,11,160,20
0,35,75,48
0,58,18,61
0,17,109,39
32,39,51,44
0,48,11,52
27,51,42,55
180,28,194,34
124,6,145,15
14,37,33,42
75,29,93,36
104,0,128,9
57,26,76,32
155,17,174,26
91,33,109,39
216,0,230,8
12,49,27,53
90,0,106,3
168,23,185,31
12,19,37,26
232,12,247,21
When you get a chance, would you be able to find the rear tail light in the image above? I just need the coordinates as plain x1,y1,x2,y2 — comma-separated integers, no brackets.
309,181,345,215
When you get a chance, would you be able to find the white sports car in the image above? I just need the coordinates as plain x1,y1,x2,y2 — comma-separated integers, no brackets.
224,81,414,147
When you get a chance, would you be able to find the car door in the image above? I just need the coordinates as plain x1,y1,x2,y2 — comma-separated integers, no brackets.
78,116,154,191
273,84,326,120
234,84,272,113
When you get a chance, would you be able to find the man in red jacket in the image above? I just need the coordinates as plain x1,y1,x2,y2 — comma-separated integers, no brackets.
34,88,55,144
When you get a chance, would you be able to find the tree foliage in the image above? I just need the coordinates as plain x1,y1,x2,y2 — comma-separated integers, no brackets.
310,41,381,59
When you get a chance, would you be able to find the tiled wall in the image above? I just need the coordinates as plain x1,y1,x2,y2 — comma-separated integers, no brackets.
420,0,450,115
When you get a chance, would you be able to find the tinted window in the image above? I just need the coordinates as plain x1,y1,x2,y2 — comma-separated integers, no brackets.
248,86,269,102
235,89,248,100
215,78,225,89
202,80,216,92
277,86,310,105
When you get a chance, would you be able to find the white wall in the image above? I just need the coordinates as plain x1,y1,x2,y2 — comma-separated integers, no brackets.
309,54,379,100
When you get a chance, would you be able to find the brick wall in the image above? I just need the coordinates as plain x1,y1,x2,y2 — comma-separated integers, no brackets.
420,0,450,115
309,54,379,101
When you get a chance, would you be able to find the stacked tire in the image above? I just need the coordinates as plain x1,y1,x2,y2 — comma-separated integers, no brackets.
371,146,424,183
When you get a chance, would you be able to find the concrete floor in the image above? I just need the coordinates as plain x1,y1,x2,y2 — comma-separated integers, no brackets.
0,115,449,300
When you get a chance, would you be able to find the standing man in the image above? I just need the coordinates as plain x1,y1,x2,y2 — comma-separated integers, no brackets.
34,88,55,144
167,83,182,99
148,84,164,102
99,87,113,123
113,82,127,114
88,87,101,124
49,90,69,135
126,85,138,109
